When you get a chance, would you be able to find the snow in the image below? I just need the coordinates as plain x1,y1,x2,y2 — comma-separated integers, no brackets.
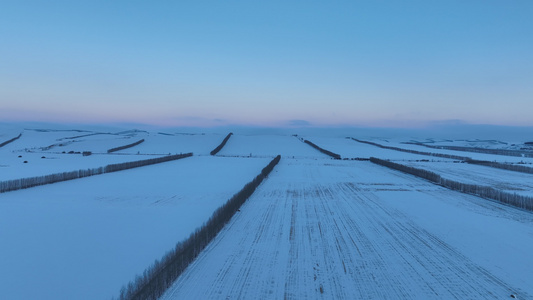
378,184,533,297
217,134,330,158
162,159,533,299
303,136,457,161
110,132,224,155
0,127,225,181
404,161,533,197
381,140,533,164
0,155,270,299
1,128,164,181
1,123,533,299
0,152,161,181
1,128,222,155
48,131,224,155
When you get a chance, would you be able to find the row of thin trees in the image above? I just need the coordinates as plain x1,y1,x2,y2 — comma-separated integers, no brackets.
210,133,233,155
108,139,145,153
352,138,469,160
104,153,192,172
410,142,533,158
304,140,341,159
0,133,22,148
0,153,192,193
370,157,533,211
465,159,533,174
354,138,533,174
117,155,282,300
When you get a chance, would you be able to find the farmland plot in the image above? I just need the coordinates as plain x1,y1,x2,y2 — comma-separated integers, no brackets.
111,133,223,155
42,133,148,154
404,161,533,197
217,134,330,158
0,128,224,181
162,159,533,299
410,139,521,149
1,127,143,153
308,136,456,161
382,140,533,164
0,152,161,181
8,129,220,156
53,132,224,155
0,130,164,181
0,156,270,300
0,129,79,152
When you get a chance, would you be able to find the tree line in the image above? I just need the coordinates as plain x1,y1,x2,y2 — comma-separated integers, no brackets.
407,142,533,158
117,155,282,300
0,153,192,194
354,138,533,175
352,138,469,160
210,133,233,155
104,153,192,173
0,133,22,148
108,139,145,153
465,159,533,175
304,140,341,159
369,157,533,211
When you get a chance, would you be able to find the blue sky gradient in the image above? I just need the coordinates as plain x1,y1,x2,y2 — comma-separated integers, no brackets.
1,1,532,127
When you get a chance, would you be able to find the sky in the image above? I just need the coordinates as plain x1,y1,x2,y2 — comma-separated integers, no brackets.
1,1,532,128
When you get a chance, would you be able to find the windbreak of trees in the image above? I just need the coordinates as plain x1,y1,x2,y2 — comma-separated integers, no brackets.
353,139,533,175
370,157,533,211
108,139,145,153
369,157,441,182
104,153,192,173
465,159,533,175
62,132,105,140
0,153,192,194
0,133,22,148
408,142,533,158
0,168,105,193
304,140,341,159
210,133,233,155
352,138,469,161
117,155,282,300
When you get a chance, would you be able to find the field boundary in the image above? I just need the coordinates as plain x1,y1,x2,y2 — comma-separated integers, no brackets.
302,139,341,159
370,157,533,211
407,142,533,158
465,159,533,174
351,138,469,160
0,133,22,148
210,133,233,155
118,155,282,300
354,138,533,174
0,153,192,193
107,139,145,153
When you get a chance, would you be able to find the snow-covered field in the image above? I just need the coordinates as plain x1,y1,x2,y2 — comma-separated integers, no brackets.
1,123,532,299
217,134,329,158
0,151,156,181
407,138,529,150
162,159,533,299
380,140,533,164
404,161,533,197
0,154,270,299
303,136,456,161
0,127,227,181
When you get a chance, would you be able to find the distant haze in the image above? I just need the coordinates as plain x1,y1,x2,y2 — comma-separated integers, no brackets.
1,1,532,127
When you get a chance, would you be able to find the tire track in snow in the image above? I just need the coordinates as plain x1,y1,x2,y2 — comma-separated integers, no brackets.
338,182,513,298
161,160,527,299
